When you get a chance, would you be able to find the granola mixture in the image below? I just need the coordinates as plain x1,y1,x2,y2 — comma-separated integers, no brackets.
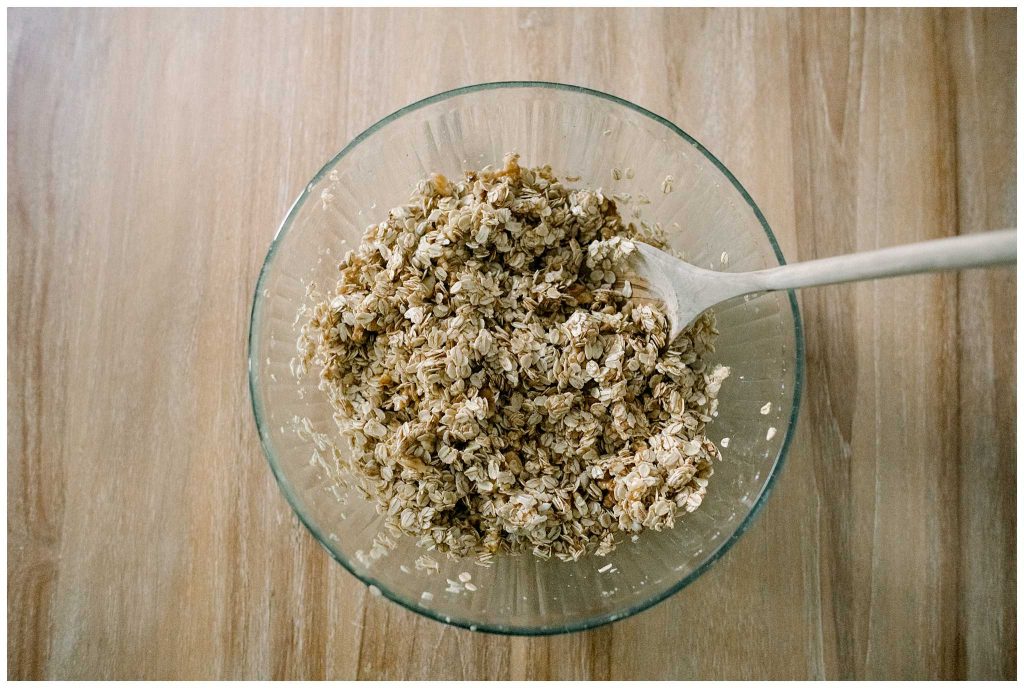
297,155,729,561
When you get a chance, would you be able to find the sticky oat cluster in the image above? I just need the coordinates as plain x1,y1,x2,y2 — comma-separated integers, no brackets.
297,155,729,561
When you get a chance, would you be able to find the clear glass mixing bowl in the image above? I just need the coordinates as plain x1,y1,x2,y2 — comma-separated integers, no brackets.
248,82,803,635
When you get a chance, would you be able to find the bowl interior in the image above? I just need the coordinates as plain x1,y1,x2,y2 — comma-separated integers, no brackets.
249,83,802,634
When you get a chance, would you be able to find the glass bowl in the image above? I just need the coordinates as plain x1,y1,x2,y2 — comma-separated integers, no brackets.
248,82,803,635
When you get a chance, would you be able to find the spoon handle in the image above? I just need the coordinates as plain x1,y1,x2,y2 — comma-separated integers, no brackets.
752,229,1016,292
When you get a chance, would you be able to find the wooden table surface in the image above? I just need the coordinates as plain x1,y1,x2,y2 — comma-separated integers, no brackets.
8,8,1016,680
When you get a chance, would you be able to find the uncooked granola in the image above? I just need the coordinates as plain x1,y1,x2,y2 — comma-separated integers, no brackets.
297,154,730,561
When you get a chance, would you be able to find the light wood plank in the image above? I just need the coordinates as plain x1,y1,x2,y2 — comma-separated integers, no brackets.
946,8,1017,680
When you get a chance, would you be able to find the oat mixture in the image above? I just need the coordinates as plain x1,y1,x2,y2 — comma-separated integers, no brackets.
297,155,730,561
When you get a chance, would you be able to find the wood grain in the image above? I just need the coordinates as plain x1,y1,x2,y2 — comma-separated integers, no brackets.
7,7,1015,680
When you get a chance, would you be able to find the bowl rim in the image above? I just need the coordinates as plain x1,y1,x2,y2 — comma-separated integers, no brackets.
248,80,805,636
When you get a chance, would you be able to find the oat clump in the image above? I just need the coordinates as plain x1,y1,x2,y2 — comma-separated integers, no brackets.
297,155,729,561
